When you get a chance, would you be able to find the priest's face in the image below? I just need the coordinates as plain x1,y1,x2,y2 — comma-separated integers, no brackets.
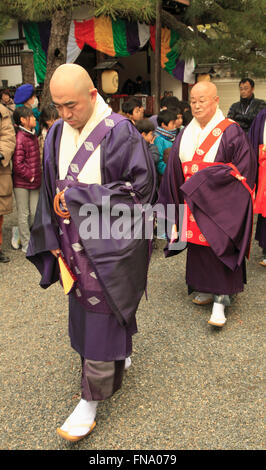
51,82,97,133
190,83,219,128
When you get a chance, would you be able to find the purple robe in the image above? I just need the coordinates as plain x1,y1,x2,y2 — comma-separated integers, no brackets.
248,108,266,249
158,122,257,295
27,116,156,361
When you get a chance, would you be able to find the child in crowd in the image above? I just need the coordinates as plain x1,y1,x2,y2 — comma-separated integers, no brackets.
12,106,42,253
121,97,144,124
38,104,59,159
14,84,40,135
135,118,160,168
162,107,184,167
154,109,182,177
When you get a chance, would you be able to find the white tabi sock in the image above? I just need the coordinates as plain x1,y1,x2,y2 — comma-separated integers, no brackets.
208,302,226,326
125,357,132,370
60,399,98,437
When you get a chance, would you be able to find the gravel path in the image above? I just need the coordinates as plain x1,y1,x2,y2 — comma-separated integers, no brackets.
0,209,264,450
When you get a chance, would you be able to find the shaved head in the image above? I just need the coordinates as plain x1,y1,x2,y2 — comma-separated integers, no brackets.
50,64,97,132
190,81,219,128
50,64,94,95
191,81,218,98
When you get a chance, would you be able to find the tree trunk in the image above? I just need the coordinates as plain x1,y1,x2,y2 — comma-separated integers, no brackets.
41,9,71,108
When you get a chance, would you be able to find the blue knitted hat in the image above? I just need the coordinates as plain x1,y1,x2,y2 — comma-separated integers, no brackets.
14,84,34,105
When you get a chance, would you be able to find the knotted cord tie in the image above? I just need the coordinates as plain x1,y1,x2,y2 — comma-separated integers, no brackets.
54,191,70,219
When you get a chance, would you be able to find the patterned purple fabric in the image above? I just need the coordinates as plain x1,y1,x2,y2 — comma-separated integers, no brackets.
56,114,124,313
27,113,156,360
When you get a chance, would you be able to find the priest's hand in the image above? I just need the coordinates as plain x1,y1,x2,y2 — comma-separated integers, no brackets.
51,249,61,258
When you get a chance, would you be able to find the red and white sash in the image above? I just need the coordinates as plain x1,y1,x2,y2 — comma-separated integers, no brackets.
180,118,235,246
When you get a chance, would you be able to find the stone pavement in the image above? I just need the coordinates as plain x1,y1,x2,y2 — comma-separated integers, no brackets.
0,210,265,450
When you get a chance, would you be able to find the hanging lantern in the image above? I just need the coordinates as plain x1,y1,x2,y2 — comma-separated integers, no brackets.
94,60,123,95
101,69,119,94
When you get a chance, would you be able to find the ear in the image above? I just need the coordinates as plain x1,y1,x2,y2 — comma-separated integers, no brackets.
89,88,97,103
20,116,27,126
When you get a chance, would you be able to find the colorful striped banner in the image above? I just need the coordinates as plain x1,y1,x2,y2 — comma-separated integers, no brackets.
71,17,148,58
149,25,181,77
23,17,195,85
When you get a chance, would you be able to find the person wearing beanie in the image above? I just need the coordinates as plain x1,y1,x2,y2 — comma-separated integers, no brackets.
14,84,40,135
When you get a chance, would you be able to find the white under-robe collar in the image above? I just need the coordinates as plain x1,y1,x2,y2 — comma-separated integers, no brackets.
179,108,225,163
59,93,111,182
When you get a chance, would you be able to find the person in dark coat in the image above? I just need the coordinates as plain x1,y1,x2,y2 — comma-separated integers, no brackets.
227,78,266,133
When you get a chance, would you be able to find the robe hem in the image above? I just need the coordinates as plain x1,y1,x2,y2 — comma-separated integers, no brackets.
187,284,244,296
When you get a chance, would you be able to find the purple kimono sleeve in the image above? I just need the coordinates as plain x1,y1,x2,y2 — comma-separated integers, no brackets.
64,142,156,326
180,164,254,271
180,125,257,271
64,182,150,326
157,131,186,257
248,108,266,154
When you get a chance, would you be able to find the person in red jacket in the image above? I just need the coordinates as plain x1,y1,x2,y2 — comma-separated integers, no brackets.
12,106,42,253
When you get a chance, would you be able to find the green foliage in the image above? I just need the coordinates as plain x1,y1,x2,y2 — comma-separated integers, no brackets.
181,0,266,77
0,0,156,22
93,0,156,22
0,14,14,40
0,0,265,77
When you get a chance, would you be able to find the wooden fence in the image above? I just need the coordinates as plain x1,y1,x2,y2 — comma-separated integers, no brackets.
0,39,25,67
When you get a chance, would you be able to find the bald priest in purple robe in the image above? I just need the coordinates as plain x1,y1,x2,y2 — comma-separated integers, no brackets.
158,81,257,328
248,107,266,266
27,64,156,442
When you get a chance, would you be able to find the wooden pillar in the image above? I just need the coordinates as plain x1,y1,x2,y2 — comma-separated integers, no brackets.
20,50,35,85
154,0,162,114
182,82,189,101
